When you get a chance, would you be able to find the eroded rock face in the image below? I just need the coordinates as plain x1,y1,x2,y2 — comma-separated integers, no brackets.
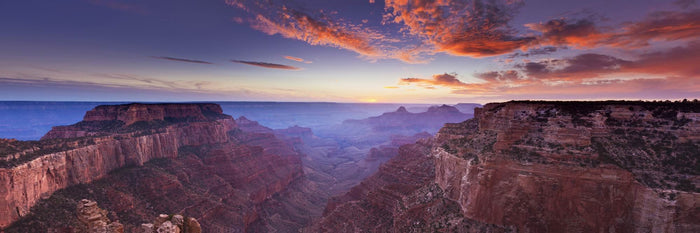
316,101,700,233
41,103,225,140
0,103,303,232
75,199,123,233
311,142,513,232
435,101,700,232
82,103,222,126
140,213,199,233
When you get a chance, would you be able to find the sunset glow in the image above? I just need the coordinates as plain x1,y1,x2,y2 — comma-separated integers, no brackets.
0,0,698,103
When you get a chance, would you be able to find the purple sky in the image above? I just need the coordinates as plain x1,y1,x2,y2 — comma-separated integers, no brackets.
0,0,698,103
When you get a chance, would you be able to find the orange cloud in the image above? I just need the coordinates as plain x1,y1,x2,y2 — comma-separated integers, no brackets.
399,42,700,97
284,55,312,64
384,0,533,58
228,0,700,64
228,0,388,59
400,73,468,88
252,13,380,57
528,9,700,49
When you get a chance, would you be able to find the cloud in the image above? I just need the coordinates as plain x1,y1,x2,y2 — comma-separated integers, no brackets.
528,9,700,49
474,70,522,82
150,56,213,64
228,0,699,64
227,0,389,60
620,40,700,77
517,41,700,81
507,46,559,58
518,53,630,81
228,0,530,62
384,0,533,57
399,73,470,88
284,55,312,64
231,59,301,70
398,41,700,97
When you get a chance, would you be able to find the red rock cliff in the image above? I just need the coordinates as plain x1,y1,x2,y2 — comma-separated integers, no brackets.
316,101,699,232
435,101,700,232
0,104,260,228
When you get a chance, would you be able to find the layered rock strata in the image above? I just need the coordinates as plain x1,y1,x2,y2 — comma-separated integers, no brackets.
76,199,123,233
0,103,303,232
317,101,700,232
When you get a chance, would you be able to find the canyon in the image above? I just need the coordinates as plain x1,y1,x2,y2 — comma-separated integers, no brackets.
1,101,698,232
1,102,474,232
314,101,699,232
1,103,303,232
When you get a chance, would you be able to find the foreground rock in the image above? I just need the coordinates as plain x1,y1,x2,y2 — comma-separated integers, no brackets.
315,101,700,232
76,199,123,233
140,213,201,233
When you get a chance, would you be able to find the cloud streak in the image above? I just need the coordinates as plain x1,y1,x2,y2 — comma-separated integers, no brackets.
150,56,213,64
528,9,700,49
227,0,390,60
231,60,301,70
284,55,312,63
398,41,700,96
228,0,700,65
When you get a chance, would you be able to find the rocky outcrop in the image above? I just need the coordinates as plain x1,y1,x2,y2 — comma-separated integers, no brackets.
76,199,123,233
41,103,225,140
310,142,513,232
0,103,303,231
0,120,235,228
140,213,201,233
81,103,222,126
433,101,700,232
316,101,700,232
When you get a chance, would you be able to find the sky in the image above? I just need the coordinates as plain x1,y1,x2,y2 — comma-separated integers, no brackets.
0,0,698,104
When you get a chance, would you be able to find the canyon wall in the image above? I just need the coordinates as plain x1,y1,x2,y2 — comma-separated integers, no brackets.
317,101,700,232
0,103,305,231
433,101,700,232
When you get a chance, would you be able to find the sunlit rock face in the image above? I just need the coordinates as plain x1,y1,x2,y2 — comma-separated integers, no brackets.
0,103,303,232
316,101,700,233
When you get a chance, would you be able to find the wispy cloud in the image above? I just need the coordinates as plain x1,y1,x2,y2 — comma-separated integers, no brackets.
150,56,213,64
398,41,700,96
227,0,389,60
231,59,301,70
527,9,700,49
284,55,312,64
400,73,471,89
0,75,289,101
227,0,700,64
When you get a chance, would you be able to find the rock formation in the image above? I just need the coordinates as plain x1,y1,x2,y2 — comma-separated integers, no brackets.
342,104,470,135
140,213,201,233
315,101,700,232
76,199,123,233
0,103,303,232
